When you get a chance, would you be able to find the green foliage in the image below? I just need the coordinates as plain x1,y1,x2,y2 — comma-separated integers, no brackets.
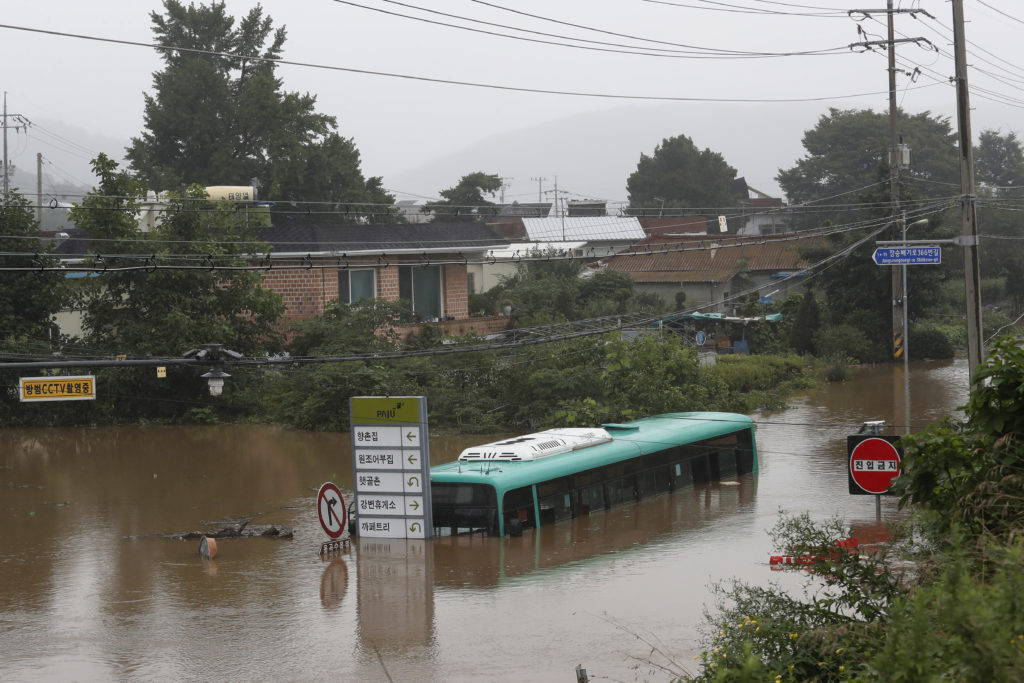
896,336,1024,542
687,513,899,682
423,172,502,222
627,134,739,215
788,292,820,355
812,324,873,364
777,108,958,219
126,0,393,216
976,129,1024,190
0,191,69,350
907,326,954,359
66,155,284,421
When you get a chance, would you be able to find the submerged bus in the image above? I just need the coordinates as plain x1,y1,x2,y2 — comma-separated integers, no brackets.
430,412,757,537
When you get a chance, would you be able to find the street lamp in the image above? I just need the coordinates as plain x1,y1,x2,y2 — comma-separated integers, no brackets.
201,367,231,397
184,344,243,397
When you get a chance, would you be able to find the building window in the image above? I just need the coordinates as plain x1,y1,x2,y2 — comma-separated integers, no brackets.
338,268,376,303
467,271,476,295
399,265,443,320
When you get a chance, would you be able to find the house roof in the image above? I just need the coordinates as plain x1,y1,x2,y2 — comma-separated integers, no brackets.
258,215,510,256
605,234,825,285
51,217,511,260
521,216,645,243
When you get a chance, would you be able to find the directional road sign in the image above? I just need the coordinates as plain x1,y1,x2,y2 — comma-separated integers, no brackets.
872,246,941,265
350,396,432,539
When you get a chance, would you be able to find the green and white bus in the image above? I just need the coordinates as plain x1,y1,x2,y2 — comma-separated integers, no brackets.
430,412,757,537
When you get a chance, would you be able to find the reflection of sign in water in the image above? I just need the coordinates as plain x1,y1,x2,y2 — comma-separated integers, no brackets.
19,375,96,402
317,482,347,538
350,397,432,538
847,436,902,495
356,540,434,651
319,558,349,610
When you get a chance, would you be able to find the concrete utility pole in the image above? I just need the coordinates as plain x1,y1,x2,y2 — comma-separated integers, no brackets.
37,153,42,226
849,6,932,364
498,176,514,204
952,0,984,385
1,92,31,197
531,176,547,203
886,0,905,365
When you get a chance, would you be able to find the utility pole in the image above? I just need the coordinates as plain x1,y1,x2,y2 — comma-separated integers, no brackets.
37,153,43,226
498,176,514,204
1,93,31,197
849,7,932,364
531,176,547,204
952,0,984,385
885,1,906,367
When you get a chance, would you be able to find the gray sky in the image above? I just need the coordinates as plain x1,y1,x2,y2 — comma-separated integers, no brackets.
2,1,1022,205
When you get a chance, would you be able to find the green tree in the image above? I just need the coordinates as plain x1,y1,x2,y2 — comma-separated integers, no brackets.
126,0,394,220
976,129,1024,191
626,134,738,215
788,291,820,355
68,154,284,417
423,172,502,222
0,191,69,353
777,108,959,228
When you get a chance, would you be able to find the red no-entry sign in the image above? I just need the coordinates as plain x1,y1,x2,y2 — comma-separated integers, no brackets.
848,436,902,495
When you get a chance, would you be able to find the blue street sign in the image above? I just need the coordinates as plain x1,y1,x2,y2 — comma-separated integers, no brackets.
872,246,942,265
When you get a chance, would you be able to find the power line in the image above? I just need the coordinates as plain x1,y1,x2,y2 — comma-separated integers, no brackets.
0,22,938,104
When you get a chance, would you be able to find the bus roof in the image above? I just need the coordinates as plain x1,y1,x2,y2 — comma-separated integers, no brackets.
430,412,753,494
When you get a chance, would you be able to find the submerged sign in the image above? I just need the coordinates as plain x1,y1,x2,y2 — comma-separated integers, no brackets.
19,376,96,402
350,396,433,539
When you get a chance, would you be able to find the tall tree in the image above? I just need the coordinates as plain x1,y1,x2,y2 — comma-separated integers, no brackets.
0,191,68,353
70,155,284,358
626,134,738,214
776,108,959,224
423,172,502,222
68,154,284,416
126,1,394,220
975,129,1024,191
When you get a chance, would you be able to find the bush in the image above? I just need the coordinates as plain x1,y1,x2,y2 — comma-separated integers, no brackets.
813,324,873,364
908,326,955,359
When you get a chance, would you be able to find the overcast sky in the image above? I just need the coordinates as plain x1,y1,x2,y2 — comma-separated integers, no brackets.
2,1,1022,205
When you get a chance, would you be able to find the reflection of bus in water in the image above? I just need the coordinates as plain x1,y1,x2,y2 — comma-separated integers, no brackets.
430,412,757,538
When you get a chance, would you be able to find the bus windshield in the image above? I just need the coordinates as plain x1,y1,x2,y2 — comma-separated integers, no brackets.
431,483,497,537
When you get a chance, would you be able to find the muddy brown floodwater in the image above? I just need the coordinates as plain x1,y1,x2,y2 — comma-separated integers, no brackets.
0,360,968,681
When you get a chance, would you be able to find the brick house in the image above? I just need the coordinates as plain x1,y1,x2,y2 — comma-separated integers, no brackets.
257,215,512,337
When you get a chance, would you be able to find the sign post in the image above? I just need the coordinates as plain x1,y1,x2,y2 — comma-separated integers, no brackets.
848,435,902,518
350,396,432,539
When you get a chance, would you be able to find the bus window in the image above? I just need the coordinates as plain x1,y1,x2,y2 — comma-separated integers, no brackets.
537,477,573,524
717,447,738,478
432,483,497,536
502,486,537,531
671,460,694,488
692,455,711,485
637,465,671,497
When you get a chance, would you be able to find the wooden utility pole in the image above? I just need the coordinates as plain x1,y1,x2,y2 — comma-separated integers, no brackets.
952,0,984,385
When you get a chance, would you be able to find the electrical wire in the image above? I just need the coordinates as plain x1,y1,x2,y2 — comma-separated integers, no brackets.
0,22,939,104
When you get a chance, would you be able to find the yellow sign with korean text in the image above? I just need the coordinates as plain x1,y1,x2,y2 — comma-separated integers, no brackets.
19,376,97,402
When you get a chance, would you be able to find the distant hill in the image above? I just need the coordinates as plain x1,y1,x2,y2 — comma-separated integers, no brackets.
382,102,826,205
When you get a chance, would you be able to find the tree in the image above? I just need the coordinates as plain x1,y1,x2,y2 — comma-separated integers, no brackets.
0,191,69,353
976,129,1024,191
626,134,738,215
423,172,502,222
126,1,394,220
777,108,959,227
68,154,284,417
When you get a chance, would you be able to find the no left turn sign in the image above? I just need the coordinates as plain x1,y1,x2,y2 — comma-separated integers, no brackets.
317,482,347,539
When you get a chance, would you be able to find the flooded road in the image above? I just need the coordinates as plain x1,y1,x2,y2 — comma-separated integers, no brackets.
0,360,969,681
